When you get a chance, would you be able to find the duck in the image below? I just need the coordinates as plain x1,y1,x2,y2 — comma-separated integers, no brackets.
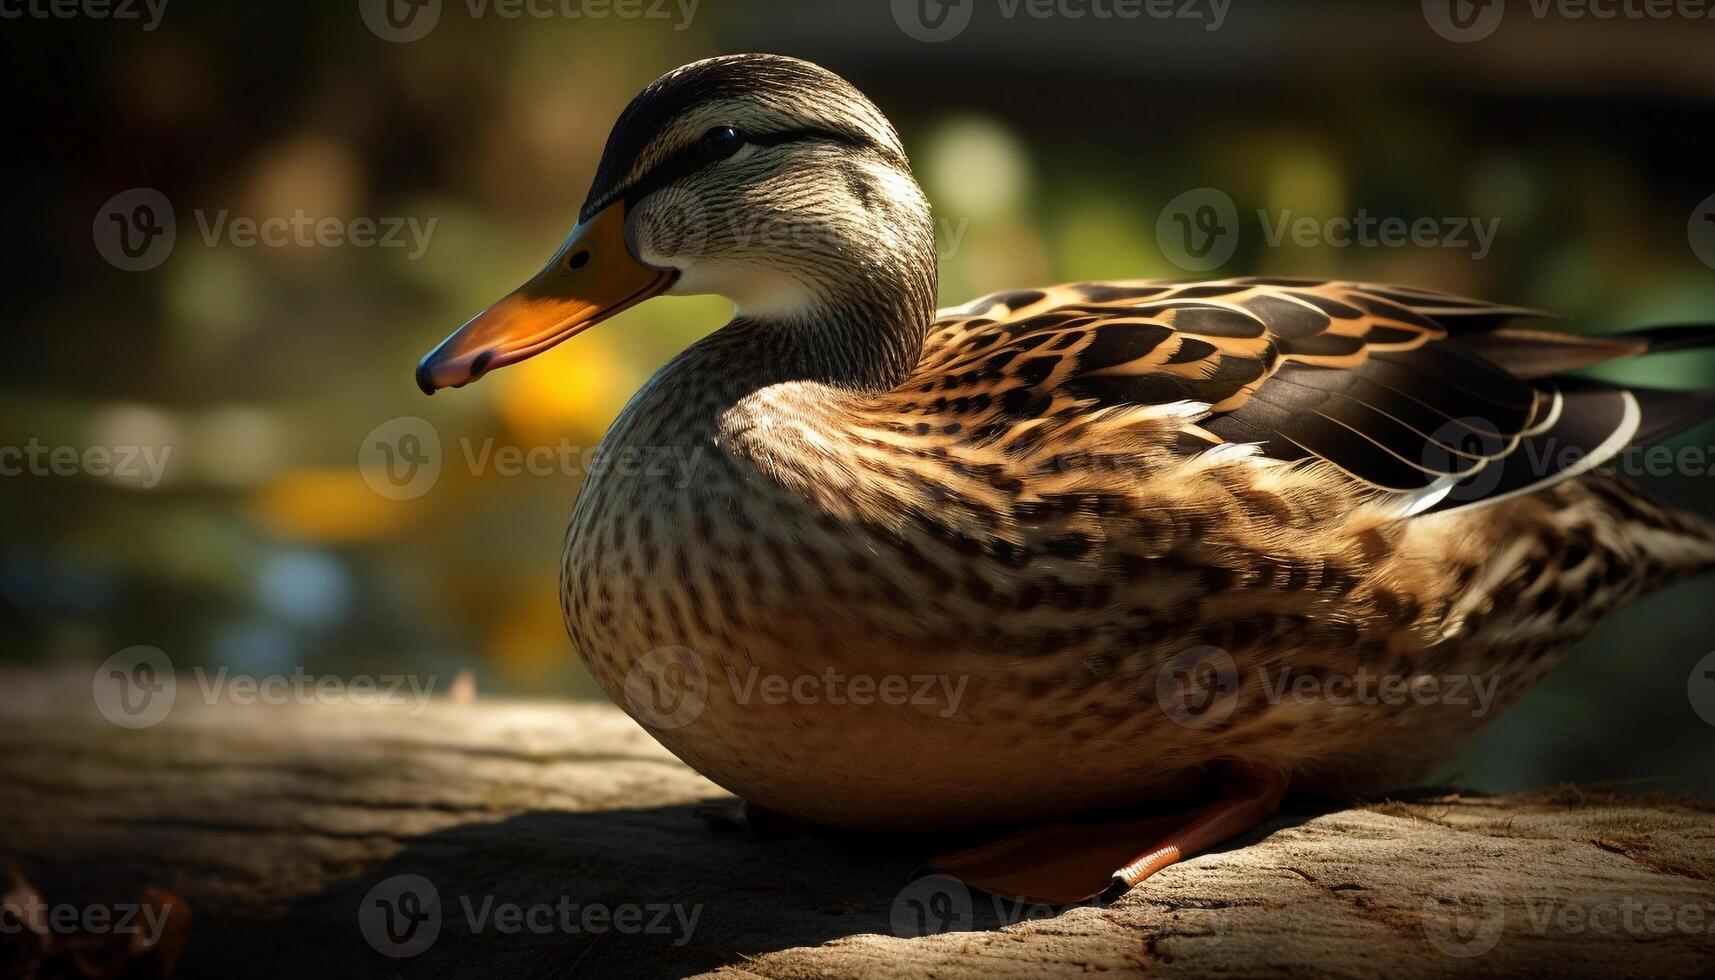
416,53,1715,905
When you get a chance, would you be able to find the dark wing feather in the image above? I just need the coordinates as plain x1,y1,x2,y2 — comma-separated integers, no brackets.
1424,379,1715,514
924,278,1549,494
920,278,1715,512
1459,323,1715,379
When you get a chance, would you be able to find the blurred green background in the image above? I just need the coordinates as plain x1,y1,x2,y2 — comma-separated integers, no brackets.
3,0,1713,792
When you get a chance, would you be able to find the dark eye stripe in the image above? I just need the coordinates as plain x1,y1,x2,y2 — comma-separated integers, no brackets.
612,127,872,213
749,127,868,150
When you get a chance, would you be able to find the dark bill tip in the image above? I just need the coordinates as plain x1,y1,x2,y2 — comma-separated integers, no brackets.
415,358,436,396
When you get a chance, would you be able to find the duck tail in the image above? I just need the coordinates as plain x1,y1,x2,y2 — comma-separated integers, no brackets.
1458,323,1715,380
1476,320,1715,585
1428,323,1715,519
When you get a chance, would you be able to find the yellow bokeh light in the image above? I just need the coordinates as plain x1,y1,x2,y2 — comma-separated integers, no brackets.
251,469,419,542
494,331,642,447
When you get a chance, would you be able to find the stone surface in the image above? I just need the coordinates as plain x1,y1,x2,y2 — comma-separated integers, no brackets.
2,669,1713,978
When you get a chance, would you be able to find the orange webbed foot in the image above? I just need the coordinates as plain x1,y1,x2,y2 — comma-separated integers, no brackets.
922,763,1289,906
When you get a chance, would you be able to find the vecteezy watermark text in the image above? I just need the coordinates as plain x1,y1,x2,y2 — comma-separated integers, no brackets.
1523,897,1715,936
621,647,971,730
358,0,700,43
193,210,437,260
891,0,1231,43
1156,188,1500,271
460,439,704,484
633,197,973,264
1154,646,1505,730
0,0,168,29
193,667,438,716
359,417,710,501
463,0,698,25
727,667,969,718
94,188,437,272
1259,666,1500,717
1422,885,1715,957
358,874,701,958
0,897,172,947
1424,0,1715,43
92,647,439,729
0,439,172,489
1257,209,1499,260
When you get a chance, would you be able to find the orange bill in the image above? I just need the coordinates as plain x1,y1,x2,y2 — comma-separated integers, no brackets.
416,202,675,394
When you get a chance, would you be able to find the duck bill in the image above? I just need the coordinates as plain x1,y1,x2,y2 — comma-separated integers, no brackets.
415,202,675,394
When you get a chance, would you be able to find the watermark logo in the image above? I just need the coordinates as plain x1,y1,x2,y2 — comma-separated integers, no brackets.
1690,193,1715,270
360,875,443,958
891,0,975,41
92,646,176,729
1689,651,1715,727
623,646,710,730
1423,0,1505,42
93,189,176,272
891,875,976,936
1154,645,1240,729
1423,417,1508,505
359,417,443,501
632,187,711,267
890,874,1100,936
1421,883,1505,958
359,0,442,41
1156,188,1240,273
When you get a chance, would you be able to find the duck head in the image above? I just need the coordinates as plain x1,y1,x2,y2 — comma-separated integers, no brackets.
417,53,938,396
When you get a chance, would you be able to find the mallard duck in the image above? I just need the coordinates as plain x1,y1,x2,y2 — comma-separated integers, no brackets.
417,54,1715,904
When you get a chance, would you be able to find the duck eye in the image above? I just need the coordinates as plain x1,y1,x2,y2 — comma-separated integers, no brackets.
699,126,743,160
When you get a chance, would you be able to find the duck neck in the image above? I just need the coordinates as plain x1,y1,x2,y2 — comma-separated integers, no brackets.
721,303,931,396
691,199,941,397
725,257,938,397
